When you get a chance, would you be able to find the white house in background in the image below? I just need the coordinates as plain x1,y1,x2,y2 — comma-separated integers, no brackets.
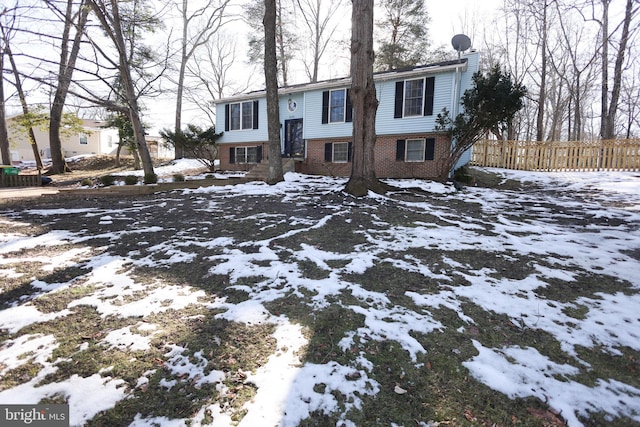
5,115,120,163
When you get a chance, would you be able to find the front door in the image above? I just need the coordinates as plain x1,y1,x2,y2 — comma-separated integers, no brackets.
284,119,304,158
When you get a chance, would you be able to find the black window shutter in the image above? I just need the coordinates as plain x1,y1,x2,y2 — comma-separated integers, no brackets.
225,104,230,131
396,139,406,161
324,143,332,162
394,81,404,118
229,147,235,164
322,91,329,124
253,100,259,129
348,141,353,161
424,77,435,116
345,89,353,122
426,138,435,160
257,145,262,163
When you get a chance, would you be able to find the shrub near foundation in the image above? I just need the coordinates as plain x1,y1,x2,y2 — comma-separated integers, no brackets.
124,175,138,185
143,173,158,184
99,175,116,186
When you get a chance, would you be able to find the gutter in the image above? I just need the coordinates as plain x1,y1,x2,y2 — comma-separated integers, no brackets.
213,60,468,105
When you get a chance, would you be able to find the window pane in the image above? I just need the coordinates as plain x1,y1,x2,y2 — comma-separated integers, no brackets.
241,102,253,129
404,79,424,117
406,139,425,161
230,104,241,130
235,147,246,163
246,146,258,163
333,142,348,162
329,89,345,123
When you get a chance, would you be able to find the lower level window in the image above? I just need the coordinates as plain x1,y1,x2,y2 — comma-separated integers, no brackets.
333,142,349,162
324,141,351,162
236,146,259,164
396,138,435,162
406,139,425,162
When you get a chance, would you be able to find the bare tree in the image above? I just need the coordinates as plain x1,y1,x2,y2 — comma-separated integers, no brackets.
172,0,231,159
600,0,637,139
245,0,297,86
344,0,386,196
186,32,255,124
535,1,550,141
295,0,344,82
620,69,640,138
554,1,600,140
86,0,159,177
264,0,284,184
41,0,90,174
0,6,44,168
0,28,10,165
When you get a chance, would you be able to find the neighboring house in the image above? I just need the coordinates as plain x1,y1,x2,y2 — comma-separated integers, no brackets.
146,135,175,160
213,51,480,179
5,116,173,163
6,116,119,163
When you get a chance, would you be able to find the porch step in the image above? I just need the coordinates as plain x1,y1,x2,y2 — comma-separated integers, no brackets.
245,158,295,181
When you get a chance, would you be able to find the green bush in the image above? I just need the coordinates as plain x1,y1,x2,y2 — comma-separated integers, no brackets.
173,173,185,182
80,178,93,187
124,175,139,185
100,175,116,186
143,173,158,184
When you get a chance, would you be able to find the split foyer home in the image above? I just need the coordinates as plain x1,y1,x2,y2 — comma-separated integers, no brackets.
214,51,480,179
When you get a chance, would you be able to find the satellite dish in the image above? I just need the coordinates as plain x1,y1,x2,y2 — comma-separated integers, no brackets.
451,34,472,58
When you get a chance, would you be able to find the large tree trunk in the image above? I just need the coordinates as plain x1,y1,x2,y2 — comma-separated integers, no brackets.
599,0,610,139
174,57,186,159
276,0,289,86
344,0,386,197
603,0,634,140
49,0,89,174
535,2,548,142
264,0,284,184
49,105,70,173
0,51,10,166
3,37,44,169
174,0,188,160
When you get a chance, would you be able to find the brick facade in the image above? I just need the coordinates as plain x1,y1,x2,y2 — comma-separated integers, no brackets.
218,133,451,179
219,142,269,171
296,133,451,179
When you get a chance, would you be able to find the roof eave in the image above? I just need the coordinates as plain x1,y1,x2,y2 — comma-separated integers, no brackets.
212,59,468,105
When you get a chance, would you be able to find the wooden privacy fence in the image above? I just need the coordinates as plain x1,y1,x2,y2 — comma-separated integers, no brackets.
471,139,640,172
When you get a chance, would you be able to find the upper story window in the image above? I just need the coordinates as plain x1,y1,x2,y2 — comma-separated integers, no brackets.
322,89,352,124
394,76,435,119
404,79,424,117
225,100,259,131
329,89,346,123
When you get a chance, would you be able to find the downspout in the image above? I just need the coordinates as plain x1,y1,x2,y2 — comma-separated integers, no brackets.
449,60,465,179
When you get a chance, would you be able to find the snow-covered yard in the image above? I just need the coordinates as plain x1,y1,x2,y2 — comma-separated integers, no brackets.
0,167,638,426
